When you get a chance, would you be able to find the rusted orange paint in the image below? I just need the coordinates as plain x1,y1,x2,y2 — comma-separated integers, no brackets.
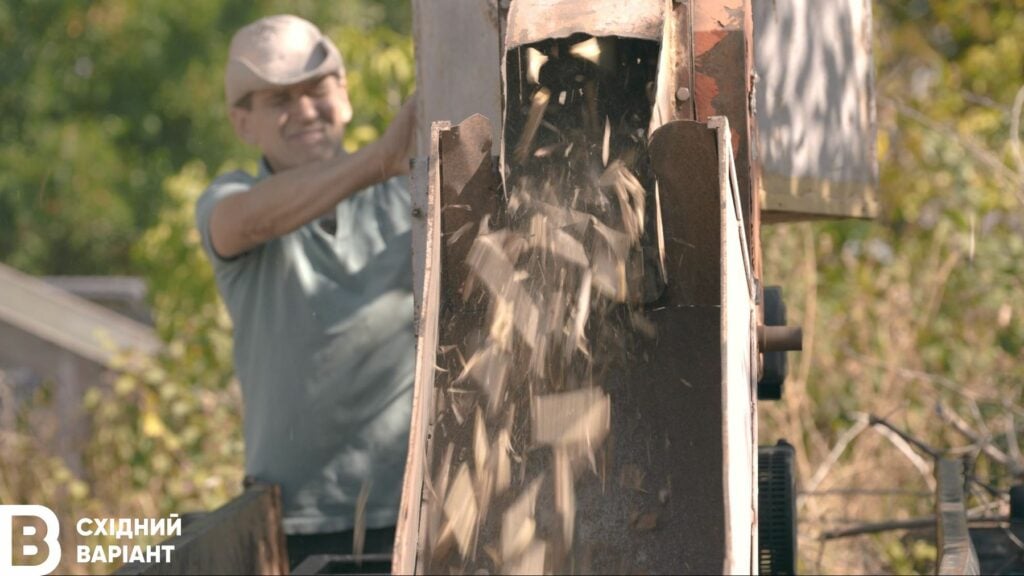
694,72,719,122
692,0,754,253
693,0,744,31
694,28,727,54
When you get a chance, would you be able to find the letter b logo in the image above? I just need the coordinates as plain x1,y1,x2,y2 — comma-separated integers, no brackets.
0,505,61,576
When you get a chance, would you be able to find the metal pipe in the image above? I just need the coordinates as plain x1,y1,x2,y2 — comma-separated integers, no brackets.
758,325,802,352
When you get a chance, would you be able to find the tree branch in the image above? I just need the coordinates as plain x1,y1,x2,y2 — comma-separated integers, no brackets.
821,515,1009,541
936,402,1024,477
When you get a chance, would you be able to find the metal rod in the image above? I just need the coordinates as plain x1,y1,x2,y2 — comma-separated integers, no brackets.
758,325,802,352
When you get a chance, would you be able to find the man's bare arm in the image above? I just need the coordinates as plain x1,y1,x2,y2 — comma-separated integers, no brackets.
209,99,416,259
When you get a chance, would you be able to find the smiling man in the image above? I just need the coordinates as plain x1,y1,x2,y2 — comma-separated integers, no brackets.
194,14,417,568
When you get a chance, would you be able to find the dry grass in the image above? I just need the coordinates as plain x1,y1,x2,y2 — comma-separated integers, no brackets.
760,218,1023,575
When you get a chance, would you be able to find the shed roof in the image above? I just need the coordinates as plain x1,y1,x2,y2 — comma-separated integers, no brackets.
0,262,161,367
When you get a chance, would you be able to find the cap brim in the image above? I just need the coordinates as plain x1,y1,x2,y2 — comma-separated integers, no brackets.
225,39,343,107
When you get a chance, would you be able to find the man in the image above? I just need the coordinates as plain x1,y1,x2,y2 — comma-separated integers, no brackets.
195,14,417,568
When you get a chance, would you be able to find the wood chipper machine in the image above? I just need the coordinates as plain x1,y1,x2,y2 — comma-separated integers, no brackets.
114,2,875,575
393,1,877,574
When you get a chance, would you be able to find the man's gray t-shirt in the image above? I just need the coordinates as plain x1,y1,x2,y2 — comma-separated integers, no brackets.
195,162,414,534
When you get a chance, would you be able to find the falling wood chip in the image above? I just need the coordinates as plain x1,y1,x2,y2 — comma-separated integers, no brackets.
515,87,552,163
602,116,611,167
446,221,475,246
590,217,632,261
569,270,593,357
510,287,542,350
569,37,601,63
532,388,611,448
456,340,507,412
590,244,628,302
501,478,542,562
489,298,515,350
429,444,456,557
506,541,546,576
473,408,496,523
432,522,456,563
533,141,569,158
474,408,489,479
544,227,590,268
476,467,494,528
494,428,512,495
600,161,646,241
533,199,591,231
528,330,549,379
542,275,569,342
443,464,479,559
446,387,477,426
554,446,576,547
528,213,548,249
467,233,517,296
467,234,542,347
526,47,548,85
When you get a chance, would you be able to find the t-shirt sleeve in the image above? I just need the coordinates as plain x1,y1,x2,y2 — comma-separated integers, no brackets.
195,170,256,268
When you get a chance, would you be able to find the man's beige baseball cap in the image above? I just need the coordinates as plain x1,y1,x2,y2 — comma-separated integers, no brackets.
225,15,344,107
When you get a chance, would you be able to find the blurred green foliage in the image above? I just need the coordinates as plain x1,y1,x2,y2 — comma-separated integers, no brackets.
0,1,412,573
0,0,412,275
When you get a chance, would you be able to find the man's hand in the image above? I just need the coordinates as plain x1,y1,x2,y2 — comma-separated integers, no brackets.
379,95,418,178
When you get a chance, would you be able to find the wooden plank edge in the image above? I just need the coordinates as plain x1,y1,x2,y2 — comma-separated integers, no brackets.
114,484,287,576
393,121,450,575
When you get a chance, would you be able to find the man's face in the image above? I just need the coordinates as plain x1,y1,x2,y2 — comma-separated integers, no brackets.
232,73,353,171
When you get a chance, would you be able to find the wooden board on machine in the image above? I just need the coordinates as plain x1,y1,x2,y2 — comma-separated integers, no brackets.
115,484,288,576
411,1,503,155
754,0,879,221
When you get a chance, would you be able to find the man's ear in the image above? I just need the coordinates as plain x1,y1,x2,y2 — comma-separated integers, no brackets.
229,107,258,147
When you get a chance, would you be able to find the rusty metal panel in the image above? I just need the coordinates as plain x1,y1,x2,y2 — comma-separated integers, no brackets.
754,0,879,221
647,120,728,572
412,0,502,154
505,0,663,49
650,0,695,130
693,0,754,238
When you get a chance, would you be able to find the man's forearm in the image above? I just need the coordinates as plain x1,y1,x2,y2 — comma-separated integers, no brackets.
210,141,390,258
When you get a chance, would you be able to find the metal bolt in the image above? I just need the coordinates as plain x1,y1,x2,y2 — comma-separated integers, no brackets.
675,87,691,102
